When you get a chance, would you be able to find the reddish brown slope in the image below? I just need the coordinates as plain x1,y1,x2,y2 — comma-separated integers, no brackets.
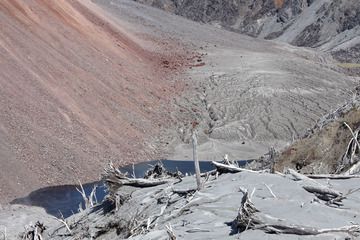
0,0,187,202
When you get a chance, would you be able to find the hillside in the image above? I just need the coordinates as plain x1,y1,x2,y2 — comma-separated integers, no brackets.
0,0,357,204
1,0,360,239
134,0,360,66
0,0,189,203
96,0,355,161
275,96,360,174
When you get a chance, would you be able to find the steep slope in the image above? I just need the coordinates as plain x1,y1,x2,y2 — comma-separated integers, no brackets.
0,0,188,202
134,0,360,64
275,96,360,174
94,0,355,161
0,0,357,204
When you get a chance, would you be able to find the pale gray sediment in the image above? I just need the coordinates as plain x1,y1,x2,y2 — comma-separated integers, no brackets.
44,170,360,240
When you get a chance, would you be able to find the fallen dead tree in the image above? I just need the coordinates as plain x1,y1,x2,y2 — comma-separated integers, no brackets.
211,161,259,174
306,174,360,179
103,162,176,188
285,169,360,207
285,169,344,206
232,187,360,236
102,162,182,209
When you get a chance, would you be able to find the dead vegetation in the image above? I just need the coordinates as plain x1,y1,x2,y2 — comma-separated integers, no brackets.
30,152,360,239
102,161,182,210
275,96,360,175
232,186,360,236
20,94,360,239
22,222,46,240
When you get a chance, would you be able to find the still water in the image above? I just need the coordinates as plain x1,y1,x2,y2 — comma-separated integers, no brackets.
11,160,249,217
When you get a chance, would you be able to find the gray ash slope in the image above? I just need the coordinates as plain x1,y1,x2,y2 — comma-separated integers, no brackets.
92,0,356,161
47,171,360,240
134,0,360,63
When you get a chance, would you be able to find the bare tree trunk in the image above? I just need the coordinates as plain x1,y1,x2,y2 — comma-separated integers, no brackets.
192,131,201,190
269,147,276,174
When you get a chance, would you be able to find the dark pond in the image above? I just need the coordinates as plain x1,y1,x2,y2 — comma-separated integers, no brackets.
11,160,249,218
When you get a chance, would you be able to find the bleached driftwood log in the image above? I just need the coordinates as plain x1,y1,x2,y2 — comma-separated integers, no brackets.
200,169,217,177
307,174,360,179
103,162,175,189
211,161,259,174
103,162,182,209
286,169,344,206
233,188,360,236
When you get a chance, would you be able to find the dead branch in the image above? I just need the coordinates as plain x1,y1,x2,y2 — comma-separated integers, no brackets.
343,122,360,151
258,224,360,235
104,162,174,185
132,163,136,178
200,169,217,177
342,127,360,166
232,187,259,232
232,187,360,236
286,168,316,182
89,185,98,206
76,181,97,210
342,122,360,174
53,212,72,235
212,161,259,174
264,183,277,198
165,224,176,240
302,185,341,198
103,162,179,206
285,169,343,205
306,174,360,179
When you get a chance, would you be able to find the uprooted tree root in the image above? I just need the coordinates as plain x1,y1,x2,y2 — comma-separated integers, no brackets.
22,221,46,240
232,187,360,236
102,162,184,211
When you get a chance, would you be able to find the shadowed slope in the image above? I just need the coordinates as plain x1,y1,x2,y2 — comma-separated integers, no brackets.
0,0,188,202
